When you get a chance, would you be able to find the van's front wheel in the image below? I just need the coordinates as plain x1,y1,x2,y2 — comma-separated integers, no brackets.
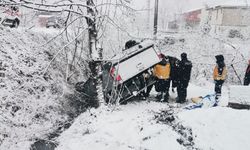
11,19,19,28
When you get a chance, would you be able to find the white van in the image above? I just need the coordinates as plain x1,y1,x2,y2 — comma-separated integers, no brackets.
104,40,163,103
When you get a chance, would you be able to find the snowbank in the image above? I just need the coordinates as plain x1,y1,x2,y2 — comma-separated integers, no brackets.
56,102,183,150
178,107,250,150
229,85,250,105
0,27,84,149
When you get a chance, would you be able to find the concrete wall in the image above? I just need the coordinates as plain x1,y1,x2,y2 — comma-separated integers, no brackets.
208,7,250,26
222,8,241,26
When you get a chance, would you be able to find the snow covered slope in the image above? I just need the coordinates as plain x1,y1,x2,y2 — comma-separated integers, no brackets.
0,27,83,150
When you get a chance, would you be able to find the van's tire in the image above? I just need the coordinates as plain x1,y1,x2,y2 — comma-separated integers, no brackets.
11,19,19,28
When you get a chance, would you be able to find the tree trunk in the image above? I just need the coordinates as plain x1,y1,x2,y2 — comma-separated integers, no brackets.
86,0,105,107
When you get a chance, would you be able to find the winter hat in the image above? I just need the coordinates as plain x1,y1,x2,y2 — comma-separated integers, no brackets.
159,53,165,58
125,40,137,49
215,55,224,63
181,52,187,60
159,57,167,65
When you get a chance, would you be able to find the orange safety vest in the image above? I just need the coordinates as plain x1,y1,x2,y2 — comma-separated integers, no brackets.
213,66,227,80
153,63,171,79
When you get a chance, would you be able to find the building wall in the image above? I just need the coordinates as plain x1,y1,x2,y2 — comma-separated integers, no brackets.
239,9,250,26
222,8,242,26
209,7,250,26
210,8,223,25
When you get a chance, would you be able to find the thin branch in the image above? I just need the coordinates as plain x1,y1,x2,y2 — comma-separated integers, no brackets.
95,2,135,11
1,1,91,17
43,28,88,75
5,0,93,9
40,15,85,47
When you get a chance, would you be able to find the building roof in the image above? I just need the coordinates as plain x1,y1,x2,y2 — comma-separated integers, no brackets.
207,5,250,10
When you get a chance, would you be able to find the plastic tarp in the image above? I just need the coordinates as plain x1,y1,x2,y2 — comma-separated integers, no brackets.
185,94,217,110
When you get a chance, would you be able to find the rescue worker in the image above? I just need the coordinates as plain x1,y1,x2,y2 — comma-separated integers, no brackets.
243,59,250,85
168,56,180,93
142,70,154,98
153,55,171,102
213,55,227,100
176,53,192,103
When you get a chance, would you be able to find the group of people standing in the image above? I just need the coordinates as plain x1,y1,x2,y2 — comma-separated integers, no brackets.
124,40,250,103
144,52,192,104
143,53,250,104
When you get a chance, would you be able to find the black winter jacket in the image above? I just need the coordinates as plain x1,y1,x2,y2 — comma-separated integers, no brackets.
244,65,250,85
177,59,192,81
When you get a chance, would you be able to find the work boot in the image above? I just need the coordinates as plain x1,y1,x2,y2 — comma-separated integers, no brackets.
215,94,221,106
176,97,185,104
155,93,162,100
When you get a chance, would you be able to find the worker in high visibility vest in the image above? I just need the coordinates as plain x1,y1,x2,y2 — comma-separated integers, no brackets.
213,55,227,100
153,55,171,102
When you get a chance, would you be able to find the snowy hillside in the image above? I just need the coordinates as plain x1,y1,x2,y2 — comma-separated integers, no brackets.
0,27,86,150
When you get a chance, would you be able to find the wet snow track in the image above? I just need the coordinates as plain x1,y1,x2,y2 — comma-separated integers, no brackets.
154,107,200,150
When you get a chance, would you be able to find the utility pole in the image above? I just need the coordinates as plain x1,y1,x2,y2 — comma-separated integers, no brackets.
153,0,159,38
86,0,105,107
147,0,151,30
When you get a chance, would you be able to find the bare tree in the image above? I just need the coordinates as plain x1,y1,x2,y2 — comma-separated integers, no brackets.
0,0,135,106
86,0,104,106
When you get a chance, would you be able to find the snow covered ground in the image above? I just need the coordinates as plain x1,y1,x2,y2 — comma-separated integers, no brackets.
178,107,250,150
56,84,250,150
1,19,250,150
0,27,86,150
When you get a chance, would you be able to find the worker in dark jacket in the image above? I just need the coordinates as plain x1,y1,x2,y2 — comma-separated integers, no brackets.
213,55,227,100
244,59,250,85
168,56,180,92
176,53,192,103
153,56,171,102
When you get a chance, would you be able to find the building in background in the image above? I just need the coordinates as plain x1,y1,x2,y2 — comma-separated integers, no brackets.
167,5,250,38
200,5,250,37
167,9,202,31
183,9,202,28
